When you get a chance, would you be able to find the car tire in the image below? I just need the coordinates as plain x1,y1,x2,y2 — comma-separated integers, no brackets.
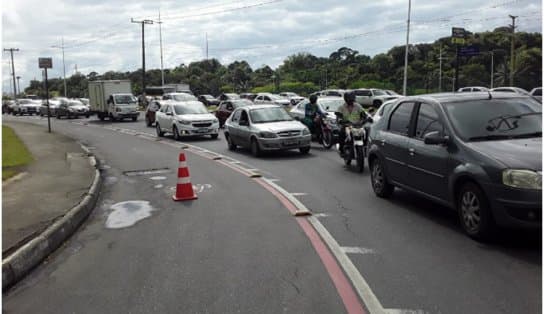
173,125,180,141
370,157,394,198
132,116,137,122
299,146,310,154
344,147,352,166
457,182,496,241
356,146,364,172
210,134,219,140
250,138,261,157
86,114,90,118
226,134,236,150
56,112,61,119
156,123,164,137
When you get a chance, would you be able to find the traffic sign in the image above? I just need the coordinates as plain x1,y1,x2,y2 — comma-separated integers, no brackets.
38,58,52,69
451,27,466,44
459,46,480,56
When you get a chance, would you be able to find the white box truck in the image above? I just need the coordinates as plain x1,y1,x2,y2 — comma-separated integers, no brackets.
88,80,139,121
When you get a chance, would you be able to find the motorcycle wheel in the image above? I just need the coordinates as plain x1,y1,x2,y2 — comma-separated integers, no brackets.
322,130,333,149
356,146,364,172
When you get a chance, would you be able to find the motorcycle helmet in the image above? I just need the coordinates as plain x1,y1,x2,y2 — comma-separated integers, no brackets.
309,94,318,103
344,91,356,104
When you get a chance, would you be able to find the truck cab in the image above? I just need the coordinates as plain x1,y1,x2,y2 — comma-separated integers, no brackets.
106,93,139,121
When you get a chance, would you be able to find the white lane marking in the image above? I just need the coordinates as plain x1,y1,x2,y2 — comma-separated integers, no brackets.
385,309,426,314
149,176,167,181
341,247,375,255
267,178,280,182
154,184,164,189
313,213,331,218
246,168,260,171
290,192,307,196
308,216,386,314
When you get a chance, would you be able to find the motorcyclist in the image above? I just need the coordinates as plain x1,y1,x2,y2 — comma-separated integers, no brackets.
302,94,327,136
337,91,370,156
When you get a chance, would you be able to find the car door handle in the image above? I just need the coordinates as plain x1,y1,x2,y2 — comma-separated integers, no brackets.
409,148,415,156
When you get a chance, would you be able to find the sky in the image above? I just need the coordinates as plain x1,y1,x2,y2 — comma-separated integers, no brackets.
2,0,542,93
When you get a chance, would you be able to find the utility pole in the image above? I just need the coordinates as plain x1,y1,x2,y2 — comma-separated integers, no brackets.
158,10,165,86
438,45,444,92
205,32,209,60
52,38,67,97
4,48,19,99
402,0,411,96
509,15,517,86
131,18,154,104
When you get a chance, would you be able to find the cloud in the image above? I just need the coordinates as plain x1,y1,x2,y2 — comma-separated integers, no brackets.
2,0,542,92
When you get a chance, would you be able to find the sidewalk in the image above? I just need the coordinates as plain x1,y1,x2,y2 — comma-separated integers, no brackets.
2,121,95,257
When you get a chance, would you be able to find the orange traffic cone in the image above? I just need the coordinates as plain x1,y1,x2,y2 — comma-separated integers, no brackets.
173,152,198,201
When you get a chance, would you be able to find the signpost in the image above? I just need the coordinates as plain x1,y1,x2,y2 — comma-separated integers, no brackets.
451,27,466,91
459,45,480,57
39,58,52,133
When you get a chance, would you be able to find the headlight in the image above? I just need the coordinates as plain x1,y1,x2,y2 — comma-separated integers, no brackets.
259,131,277,138
213,118,219,124
177,119,191,125
502,169,542,190
302,128,311,135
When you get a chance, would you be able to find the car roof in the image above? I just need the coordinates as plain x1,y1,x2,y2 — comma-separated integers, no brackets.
238,104,279,110
401,92,535,104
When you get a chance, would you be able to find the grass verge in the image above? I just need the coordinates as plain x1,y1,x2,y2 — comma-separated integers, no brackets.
2,126,33,181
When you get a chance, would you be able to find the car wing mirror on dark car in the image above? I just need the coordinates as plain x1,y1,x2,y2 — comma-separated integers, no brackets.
424,131,449,145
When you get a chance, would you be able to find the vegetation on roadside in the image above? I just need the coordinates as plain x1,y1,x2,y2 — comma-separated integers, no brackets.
2,126,33,180
19,28,541,98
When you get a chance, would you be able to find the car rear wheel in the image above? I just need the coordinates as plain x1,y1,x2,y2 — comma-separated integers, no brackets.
210,134,219,140
250,138,261,157
226,134,236,150
457,182,495,241
156,123,164,137
370,158,394,198
132,116,137,122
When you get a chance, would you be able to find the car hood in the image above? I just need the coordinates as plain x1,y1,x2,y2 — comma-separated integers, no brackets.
467,137,542,170
22,104,40,108
253,120,306,132
274,99,291,104
69,105,88,110
174,113,216,121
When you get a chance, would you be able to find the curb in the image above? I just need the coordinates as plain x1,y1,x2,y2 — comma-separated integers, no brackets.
2,152,102,291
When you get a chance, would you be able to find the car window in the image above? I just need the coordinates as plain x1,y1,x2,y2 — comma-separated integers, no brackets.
533,88,542,96
231,109,241,123
354,90,371,96
165,105,172,114
388,102,415,136
415,103,444,139
226,102,234,111
240,110,249,124
264,96,271,101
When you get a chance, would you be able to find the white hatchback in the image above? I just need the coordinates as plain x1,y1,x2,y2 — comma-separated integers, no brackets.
155,100,220,140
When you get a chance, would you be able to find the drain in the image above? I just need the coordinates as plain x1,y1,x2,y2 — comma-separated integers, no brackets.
123,168,171,177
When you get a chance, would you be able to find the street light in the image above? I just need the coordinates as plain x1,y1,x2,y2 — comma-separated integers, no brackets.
402,0,412,95
489,49,506,88
16,76,21,96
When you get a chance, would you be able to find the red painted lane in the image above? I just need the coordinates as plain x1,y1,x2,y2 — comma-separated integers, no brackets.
254,178,366,314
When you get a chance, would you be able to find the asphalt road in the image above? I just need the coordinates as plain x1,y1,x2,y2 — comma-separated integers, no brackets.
4,114,541,314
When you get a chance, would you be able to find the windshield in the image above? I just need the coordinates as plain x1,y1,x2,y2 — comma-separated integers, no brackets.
68,101,83,106
114,95,137,104
226,94,240,99
19,100,32,104
173,102,208,115
444,98,542,141
319,99,344,112
268,94,282,100
250,107,293,123
171,94,197,101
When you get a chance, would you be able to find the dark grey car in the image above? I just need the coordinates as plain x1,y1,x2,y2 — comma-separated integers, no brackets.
368,92,542,240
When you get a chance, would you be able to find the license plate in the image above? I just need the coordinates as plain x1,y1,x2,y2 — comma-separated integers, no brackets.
195,128,208,133
284,140,298,146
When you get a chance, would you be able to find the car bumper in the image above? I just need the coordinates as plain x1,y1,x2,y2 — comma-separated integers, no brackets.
114,112,139,118
177,124,219,136
258,135,311,151
483,182,542,228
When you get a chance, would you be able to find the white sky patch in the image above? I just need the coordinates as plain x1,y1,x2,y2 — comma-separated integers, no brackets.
2,0,541,92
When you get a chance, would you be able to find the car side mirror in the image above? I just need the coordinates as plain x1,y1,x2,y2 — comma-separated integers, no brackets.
424,131,449,145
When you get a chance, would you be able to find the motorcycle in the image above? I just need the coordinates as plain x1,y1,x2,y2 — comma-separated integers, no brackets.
335,112,372,172
314,115,336,149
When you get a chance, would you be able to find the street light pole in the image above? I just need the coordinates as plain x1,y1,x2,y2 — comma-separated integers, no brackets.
402,0,411,96
509,15,518,86
16,76,21,96
158,10,165,86
4,48,19,99
131,18,154,104
490,51,494,89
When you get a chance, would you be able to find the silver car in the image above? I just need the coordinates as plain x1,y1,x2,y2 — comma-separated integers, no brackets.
224,104,311,156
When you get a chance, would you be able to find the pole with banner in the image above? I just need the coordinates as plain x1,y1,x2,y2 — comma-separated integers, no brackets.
39,58,53,133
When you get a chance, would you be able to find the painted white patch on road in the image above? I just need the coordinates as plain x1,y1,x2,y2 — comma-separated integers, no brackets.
105,201,157,229
104,176,118,185
149,176,167,181
154,184,164,189
193,184,212,193
385,309,427,314
314,213,331,218
290,192,307,196
341,247,375,255
100,164,111,170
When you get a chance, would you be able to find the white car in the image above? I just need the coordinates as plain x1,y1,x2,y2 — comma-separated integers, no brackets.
254,93,291,106
530,87,542,103
353,88,400,109
458,86,489,92
155,100,220,140
13,99,41,115
279,92,305,105
490,86,531,95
